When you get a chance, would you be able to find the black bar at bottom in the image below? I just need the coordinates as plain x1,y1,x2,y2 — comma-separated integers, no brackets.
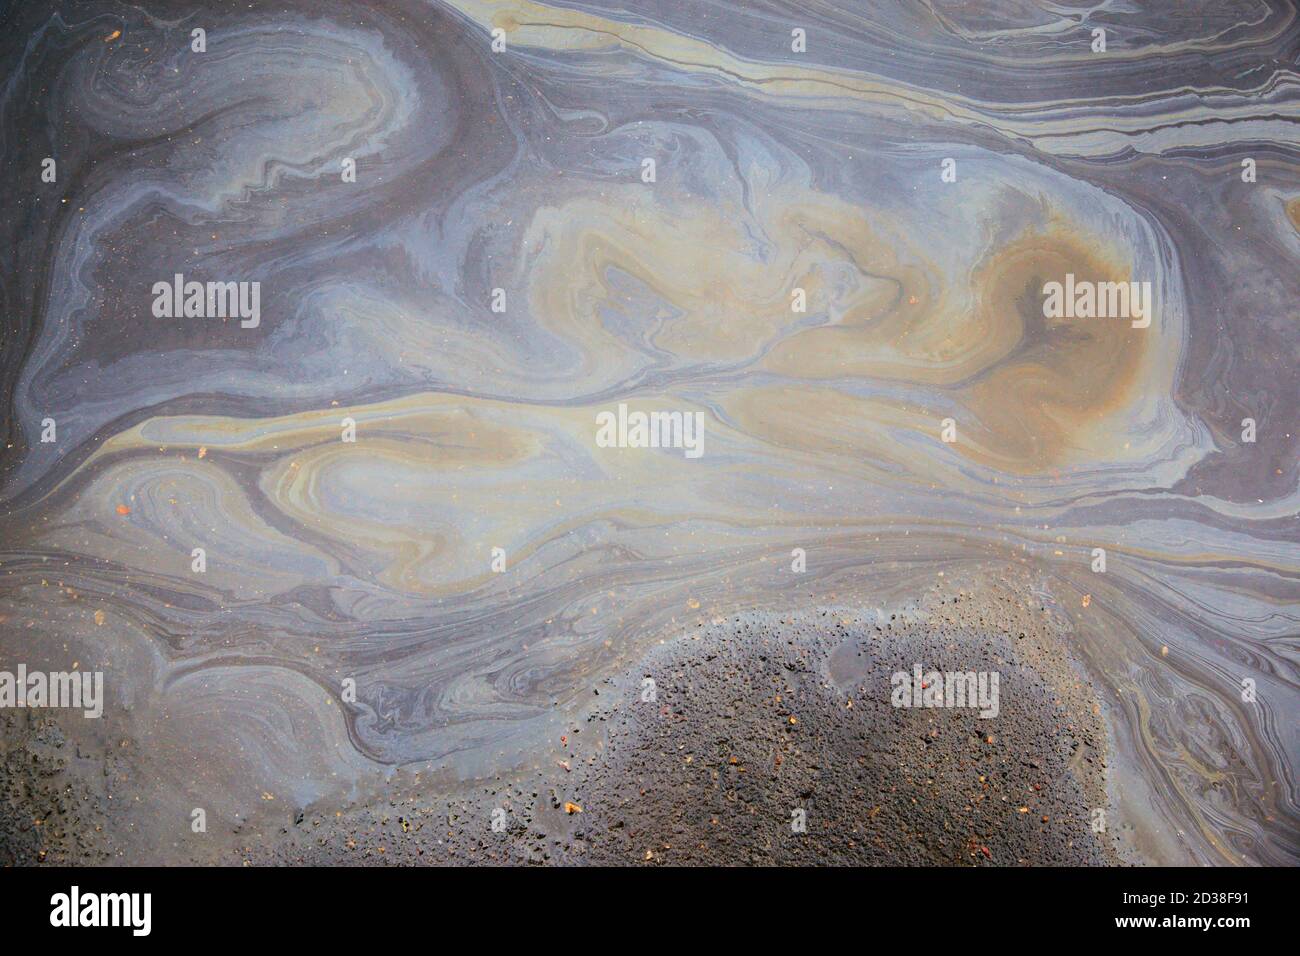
0,865,1273,942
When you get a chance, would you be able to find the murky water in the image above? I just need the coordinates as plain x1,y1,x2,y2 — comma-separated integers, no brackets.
0,0,1296,864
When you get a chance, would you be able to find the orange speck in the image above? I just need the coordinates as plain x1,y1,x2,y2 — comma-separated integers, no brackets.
1081,594,1091,608
115,504,131,515
198,446,207,459
105,29,121,42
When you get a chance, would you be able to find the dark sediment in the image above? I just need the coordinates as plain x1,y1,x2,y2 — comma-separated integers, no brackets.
2,578,1120,866
0,712,118,865
567,588,1116,866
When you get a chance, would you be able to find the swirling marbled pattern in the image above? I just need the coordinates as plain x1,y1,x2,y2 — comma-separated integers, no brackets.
0,0,1296,864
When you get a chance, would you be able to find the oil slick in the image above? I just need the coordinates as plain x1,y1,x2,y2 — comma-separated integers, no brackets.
0,0,1296,866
